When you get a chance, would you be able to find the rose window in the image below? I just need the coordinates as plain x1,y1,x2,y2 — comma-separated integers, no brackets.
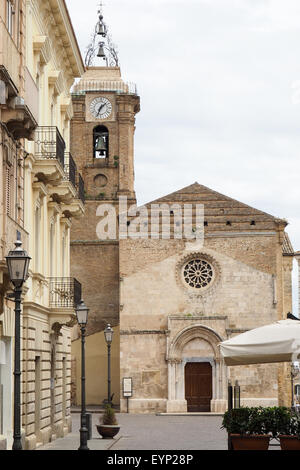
183,259,214,289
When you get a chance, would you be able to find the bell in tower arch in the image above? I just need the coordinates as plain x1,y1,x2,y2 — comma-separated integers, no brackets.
94,126,109,159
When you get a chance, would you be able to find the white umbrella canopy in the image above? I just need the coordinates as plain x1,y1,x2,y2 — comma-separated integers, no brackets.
220,320,300,366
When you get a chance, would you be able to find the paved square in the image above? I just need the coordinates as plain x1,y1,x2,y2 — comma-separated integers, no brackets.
37,413,228,451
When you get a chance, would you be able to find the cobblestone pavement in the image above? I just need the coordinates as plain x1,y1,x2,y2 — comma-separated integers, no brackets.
37,413,228,451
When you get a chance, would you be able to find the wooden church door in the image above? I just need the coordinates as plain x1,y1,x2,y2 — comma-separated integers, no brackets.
185,362,212,412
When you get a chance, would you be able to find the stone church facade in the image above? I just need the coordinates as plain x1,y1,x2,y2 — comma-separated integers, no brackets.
119,186,294,413
70,65,294,413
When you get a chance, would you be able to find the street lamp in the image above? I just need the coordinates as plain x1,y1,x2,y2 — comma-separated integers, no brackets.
6,239,31,451
104,324,114,406
291,362,300,408
75,300,89,451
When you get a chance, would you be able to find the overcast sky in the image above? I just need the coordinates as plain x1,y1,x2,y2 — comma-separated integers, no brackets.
66,0,300,313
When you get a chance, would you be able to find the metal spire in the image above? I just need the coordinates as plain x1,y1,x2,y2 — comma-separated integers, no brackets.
84,1,119,67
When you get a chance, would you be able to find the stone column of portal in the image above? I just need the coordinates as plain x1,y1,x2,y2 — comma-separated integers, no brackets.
212,361,217,400
167,360,175,401
211,358,227,413
212,359,228,413
166,360,187,413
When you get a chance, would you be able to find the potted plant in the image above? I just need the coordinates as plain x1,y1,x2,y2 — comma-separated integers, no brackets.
96,404,120,439
278,409,300,450
222,407,272,450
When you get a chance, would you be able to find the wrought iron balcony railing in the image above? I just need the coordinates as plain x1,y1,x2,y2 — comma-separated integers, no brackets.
64,152,77,189
35,126,65,168
77,173,85,204
49,277,82,309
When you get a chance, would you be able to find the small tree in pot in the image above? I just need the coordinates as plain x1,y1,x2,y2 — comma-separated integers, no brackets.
278,409,300,450
222,407,272,450
96,405,120,439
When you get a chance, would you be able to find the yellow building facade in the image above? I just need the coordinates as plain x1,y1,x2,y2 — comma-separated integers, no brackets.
0,0,37,450
0,0,85,450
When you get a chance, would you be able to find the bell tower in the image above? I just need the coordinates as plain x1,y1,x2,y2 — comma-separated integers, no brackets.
71,67,139,201
70,5,140,335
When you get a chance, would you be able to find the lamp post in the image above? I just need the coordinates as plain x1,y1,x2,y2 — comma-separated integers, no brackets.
5,240,31,451
104,324,113,406
291,362,300,409
76,300,89,451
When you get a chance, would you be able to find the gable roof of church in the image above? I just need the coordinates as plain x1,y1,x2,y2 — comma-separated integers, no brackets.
145,182,287,224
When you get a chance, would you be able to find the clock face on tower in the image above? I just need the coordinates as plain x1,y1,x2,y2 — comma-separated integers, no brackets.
90,97,113,120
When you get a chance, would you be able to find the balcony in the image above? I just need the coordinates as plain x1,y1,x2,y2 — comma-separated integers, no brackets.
64,152,77,189
0,20,20,91
77,174,85,204
33,127,66,184
35,126,65,167
0,24,38,140
49,278,82,309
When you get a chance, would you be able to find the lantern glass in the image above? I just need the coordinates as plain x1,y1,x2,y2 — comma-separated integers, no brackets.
76,300,89,327
6,241,31,288
104,324,113,344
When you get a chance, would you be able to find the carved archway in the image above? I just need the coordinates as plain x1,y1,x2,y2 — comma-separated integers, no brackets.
168,324,223,362
166,324,227,413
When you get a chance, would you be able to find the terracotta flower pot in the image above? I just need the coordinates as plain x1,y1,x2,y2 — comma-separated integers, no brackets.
96,424,120,439
279,435,300,450
230,434,270,451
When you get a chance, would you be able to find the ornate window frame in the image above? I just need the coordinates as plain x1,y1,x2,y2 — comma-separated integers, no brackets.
176,252,221,296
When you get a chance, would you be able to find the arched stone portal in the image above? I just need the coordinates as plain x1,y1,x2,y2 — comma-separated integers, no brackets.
166,325,227,413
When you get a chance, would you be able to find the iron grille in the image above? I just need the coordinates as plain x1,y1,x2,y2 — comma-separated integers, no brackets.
49,278,82,309
64,152,77,189
77,173,85,204
35,126,65,168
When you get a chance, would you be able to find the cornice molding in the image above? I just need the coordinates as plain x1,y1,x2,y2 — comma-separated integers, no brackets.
48,70,64,96
33,35,51,65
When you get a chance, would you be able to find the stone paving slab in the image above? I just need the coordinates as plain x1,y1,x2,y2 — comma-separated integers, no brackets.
37,413,119,451
37,413,228,451
37,434,120,451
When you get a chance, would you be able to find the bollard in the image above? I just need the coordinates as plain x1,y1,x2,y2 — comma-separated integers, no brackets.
228,380,233,411
86,413,92,441
234,380,241,409
227,380,233,450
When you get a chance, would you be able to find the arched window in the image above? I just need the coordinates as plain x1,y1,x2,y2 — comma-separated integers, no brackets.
93,125,109,159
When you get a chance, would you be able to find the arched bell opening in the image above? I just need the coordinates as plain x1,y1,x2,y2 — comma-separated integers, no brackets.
93,125,109,159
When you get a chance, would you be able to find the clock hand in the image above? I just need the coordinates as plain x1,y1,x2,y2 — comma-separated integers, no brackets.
97,103,106,116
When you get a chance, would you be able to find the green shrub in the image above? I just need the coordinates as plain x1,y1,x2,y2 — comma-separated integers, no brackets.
222,406,298,437
264,407,292,437
100,405,118,426
287,412,300,437
222,408,253,435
